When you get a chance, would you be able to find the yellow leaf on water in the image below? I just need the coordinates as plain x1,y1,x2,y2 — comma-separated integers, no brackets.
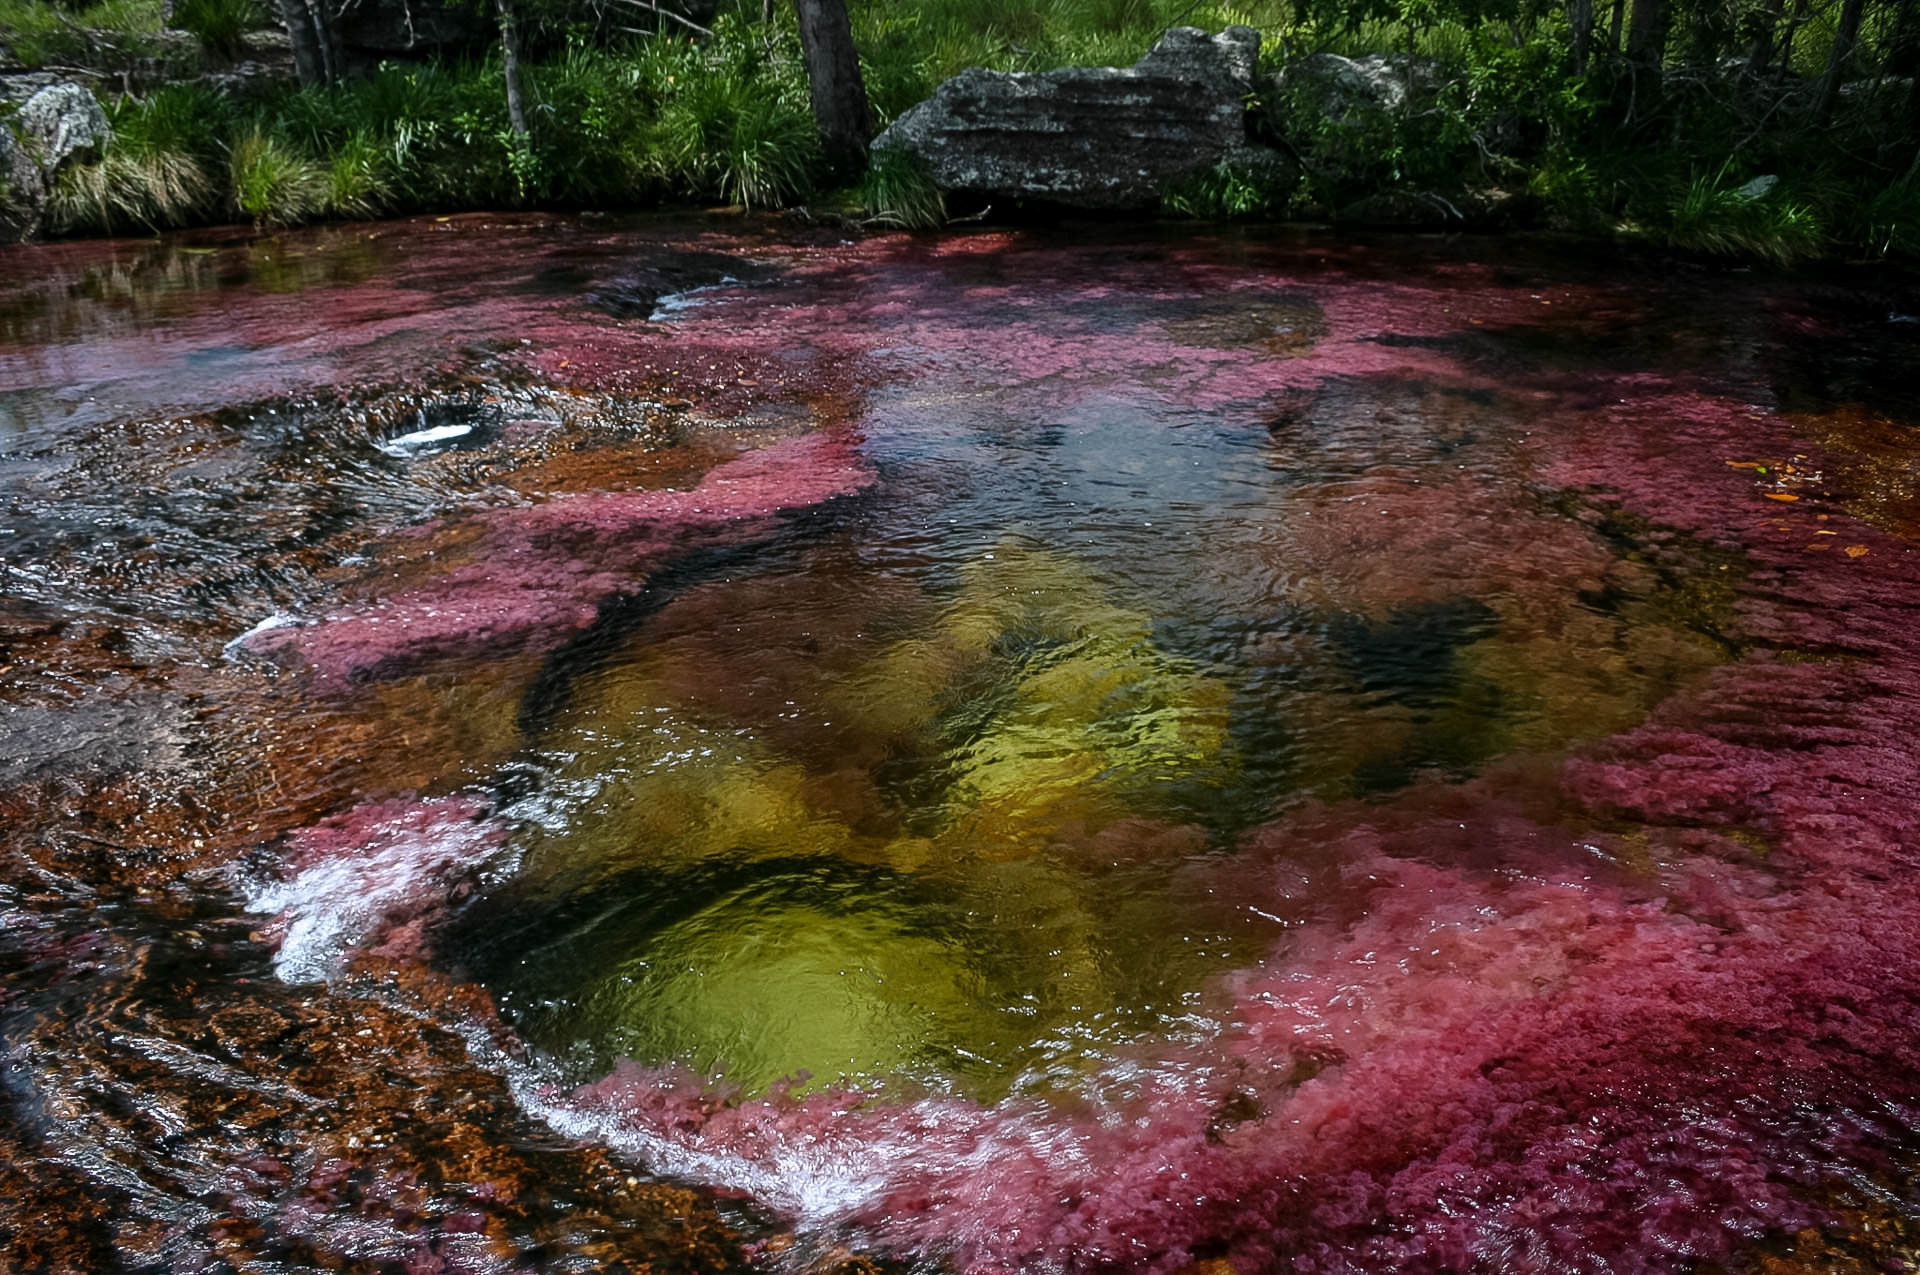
1764,492,1800,502
1807,542,1832,552
1726,461,1770,471
1845,545,1870,558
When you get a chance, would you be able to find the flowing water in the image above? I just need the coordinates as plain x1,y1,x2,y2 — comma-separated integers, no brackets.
3,214,1920,1274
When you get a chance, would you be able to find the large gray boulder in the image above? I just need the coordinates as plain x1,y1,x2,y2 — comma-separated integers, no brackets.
15,80,112,170
0,127,39,244
1,77,111,243
871,26,1292,210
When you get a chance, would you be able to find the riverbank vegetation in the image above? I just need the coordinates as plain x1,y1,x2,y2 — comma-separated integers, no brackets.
5,0,1918,259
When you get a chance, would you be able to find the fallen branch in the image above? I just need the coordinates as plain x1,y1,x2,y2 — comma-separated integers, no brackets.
601,0,712,38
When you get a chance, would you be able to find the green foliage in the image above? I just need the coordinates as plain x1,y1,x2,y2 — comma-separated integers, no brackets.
0,0,177,69
227,127,327,225
1850,172,1920,259
45,83,225,232
1160,157,1297,218
48,147,209,229
166,0,259,59
1652,167,1825,263
639,16,819,207
322,130,392,217
111,81,235,161
860,144,944,227
6,0,1915,260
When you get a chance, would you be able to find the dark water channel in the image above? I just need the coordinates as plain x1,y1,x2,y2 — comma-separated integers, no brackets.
3,214,1920,1274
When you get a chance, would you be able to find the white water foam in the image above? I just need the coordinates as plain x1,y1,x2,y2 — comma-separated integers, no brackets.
377,420,476,457
241,798,509,984
223,612,301,658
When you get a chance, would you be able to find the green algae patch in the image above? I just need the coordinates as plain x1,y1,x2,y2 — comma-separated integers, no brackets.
920,542,1238,844
562,865,995,1096
480,854,1134,1099
463,545,1250,1097
508,706,860,900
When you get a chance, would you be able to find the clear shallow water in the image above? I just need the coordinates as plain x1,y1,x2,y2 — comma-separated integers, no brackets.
3,216,1920,1274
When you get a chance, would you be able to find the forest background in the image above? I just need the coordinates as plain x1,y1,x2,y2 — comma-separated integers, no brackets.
2,0,1916,261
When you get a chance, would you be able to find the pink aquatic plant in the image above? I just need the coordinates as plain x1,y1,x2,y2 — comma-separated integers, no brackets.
241,429,873,687
202,223,1920,1273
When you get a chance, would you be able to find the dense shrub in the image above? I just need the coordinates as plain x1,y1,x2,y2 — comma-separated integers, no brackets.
10,0,1918,258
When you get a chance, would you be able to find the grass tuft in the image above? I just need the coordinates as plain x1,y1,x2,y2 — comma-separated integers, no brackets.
166,0,260,60
1850,173,1920,260
1656,167,1825,264
860,145,945,228
322,131,392,218
227,128,328,226
48,147,210,231
1161,157,1297,219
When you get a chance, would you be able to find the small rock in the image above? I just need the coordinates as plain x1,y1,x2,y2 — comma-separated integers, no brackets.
588,249,777,320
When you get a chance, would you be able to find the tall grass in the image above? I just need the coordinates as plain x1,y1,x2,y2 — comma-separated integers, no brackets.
645,35,819,206
861,145,944,227
1654,168,1826,263
1849,172,1920,258
166,0,260,59
322,131,393,217
48,149,210,230
228,128,327,225
45,82,227,232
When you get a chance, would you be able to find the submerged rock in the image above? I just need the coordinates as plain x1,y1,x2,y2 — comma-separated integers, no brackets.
588,248,778,320
870,26,1294,210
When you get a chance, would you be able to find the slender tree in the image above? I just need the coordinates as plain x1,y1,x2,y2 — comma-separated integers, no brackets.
791,0,871,175
1625,0,1669,70
1810,0,1870,124
277,0,337,85
497,0,531,141
1568,0,1595,72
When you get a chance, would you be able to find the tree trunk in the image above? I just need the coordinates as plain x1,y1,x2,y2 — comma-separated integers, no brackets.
791,0,871,176
1777,0,1812,72
1626,0,1669,70
496,0,530,140
1569,0,1595,72
1746,0,1784,73
1890,0,1920,74
1906,73,1920,166
277,0,335,86
1607,0,1626,56
1809,0,1869,124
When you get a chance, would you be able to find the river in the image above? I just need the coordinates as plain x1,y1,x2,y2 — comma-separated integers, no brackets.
2,213,1918,1273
